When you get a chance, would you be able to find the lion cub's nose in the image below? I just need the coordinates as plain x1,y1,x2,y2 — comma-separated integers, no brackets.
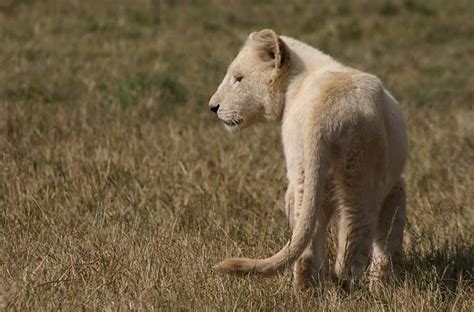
210,103,220,114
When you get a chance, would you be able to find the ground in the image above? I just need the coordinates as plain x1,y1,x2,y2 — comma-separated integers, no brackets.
0,0,473,310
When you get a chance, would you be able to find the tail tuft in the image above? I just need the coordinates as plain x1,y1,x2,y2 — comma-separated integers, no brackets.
213,258,257,275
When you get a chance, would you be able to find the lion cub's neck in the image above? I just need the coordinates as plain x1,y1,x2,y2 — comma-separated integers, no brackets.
281,36,336,74
281,36,341,119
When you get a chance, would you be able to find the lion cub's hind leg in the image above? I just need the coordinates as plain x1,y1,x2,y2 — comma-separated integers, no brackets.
293,210,334,289
333,154,380,285
370,179,406,284
334,194,378,285
293,179,336,289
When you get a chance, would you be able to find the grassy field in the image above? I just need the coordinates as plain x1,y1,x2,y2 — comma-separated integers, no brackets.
1,0,473,310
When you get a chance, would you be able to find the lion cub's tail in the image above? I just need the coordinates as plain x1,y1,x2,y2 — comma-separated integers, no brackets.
213,122,328,276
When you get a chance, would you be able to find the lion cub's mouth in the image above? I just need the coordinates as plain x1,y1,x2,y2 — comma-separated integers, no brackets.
221,118,242,133
221,119,242,127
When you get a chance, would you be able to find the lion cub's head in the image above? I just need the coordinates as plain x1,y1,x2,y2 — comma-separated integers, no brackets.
209,29,290,132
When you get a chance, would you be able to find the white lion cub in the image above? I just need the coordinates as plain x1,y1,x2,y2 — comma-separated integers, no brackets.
209,29,407,288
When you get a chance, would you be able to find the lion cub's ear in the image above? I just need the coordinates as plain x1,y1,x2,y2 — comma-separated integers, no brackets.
248,29,289,69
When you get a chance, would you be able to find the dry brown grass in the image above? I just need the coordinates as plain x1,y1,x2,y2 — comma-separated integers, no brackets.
1,0,473,310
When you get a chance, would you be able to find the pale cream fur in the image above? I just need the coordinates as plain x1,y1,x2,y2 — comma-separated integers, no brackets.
209,29,407,289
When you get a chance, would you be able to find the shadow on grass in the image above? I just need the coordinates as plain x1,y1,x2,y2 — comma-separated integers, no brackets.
332,239,473,298
403,237,473,293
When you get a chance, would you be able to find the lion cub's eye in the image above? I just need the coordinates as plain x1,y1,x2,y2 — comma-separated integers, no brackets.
235,75,243,83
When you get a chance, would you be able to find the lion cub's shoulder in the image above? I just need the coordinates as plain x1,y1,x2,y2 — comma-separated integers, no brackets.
318,70,384,102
